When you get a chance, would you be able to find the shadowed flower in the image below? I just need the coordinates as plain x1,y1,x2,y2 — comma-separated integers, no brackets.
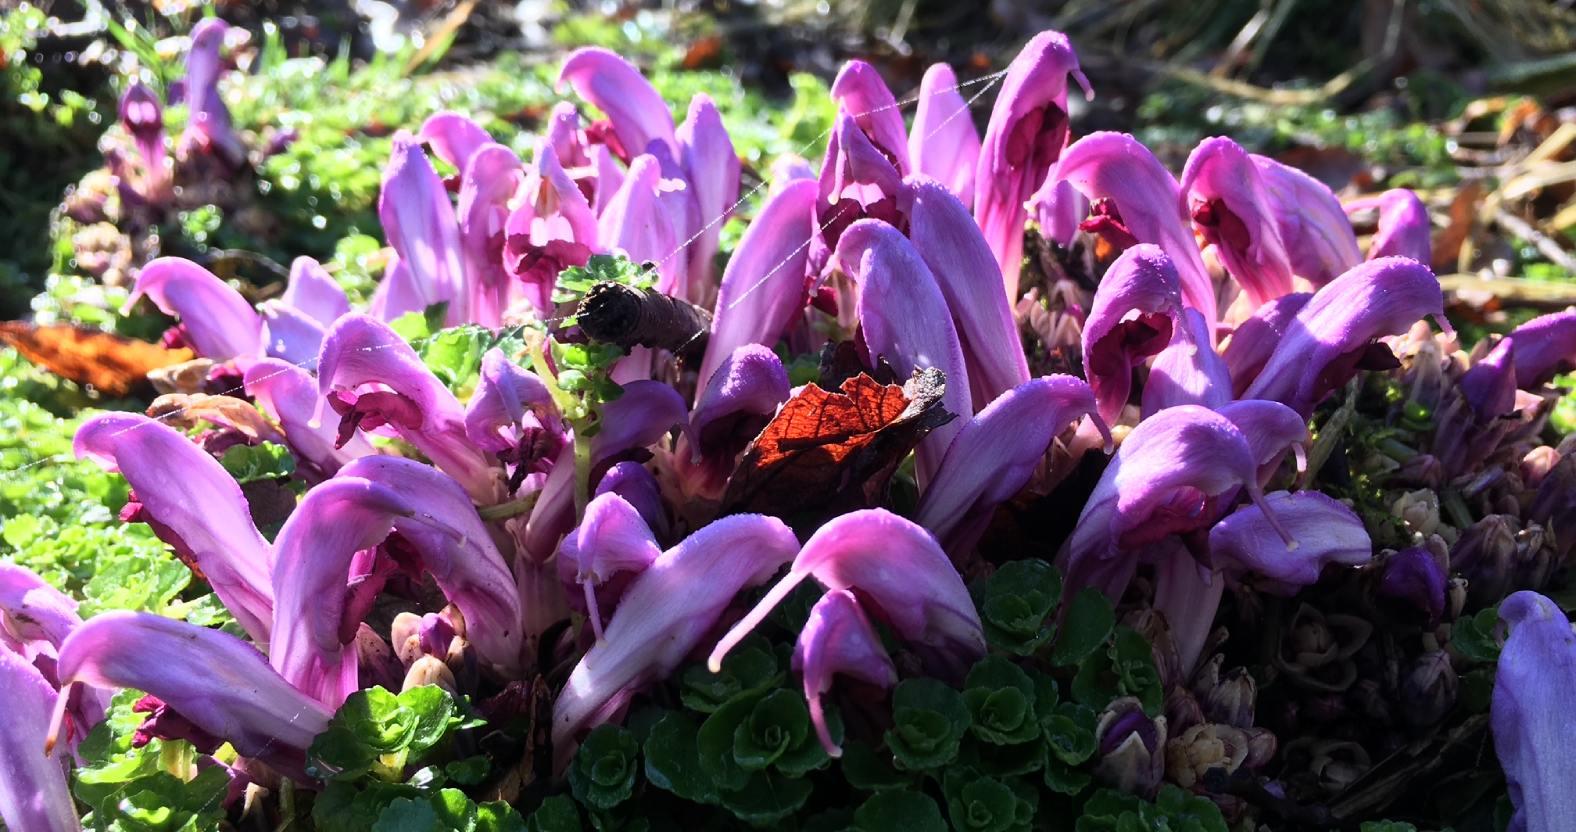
1179,136,1294,308
1209,491,1371,592
0,650,78,832
973,29,1090,298
1081,243,1183,424
557,491,663,641
119,81,169,200
379,133,466,324
794,589,897,757
1492,591,1576,832
1142,307,1232,417
683,345,789,495
711,509,985,680
1220,293,1311,396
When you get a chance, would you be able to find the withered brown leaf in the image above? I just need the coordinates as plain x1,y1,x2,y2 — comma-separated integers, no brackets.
719,367,953,525
0,322,194,398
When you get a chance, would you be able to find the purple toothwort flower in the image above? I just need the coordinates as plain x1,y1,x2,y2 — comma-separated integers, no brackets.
557,491,663,641
418,111,491,172
1251,155,1362,286
711,509,985,680
1179,137,1295,308
119,81,169,200
457,143,525,327
1081,244,1184,424
75,413,274,642
557,48,677,161
1142,308,1232,416
973,29,1091,299
1209,491,1370,591
244,359,373,478
281,256,351,327
1505,310,1576,390
838,220,971,485
682,345,789,496
380,133,466,324
317,315,504,502
270,477,412,708
1492,591,1576,832
905,177,1029,409
793,589,897,757
504,141,598,314
52,611,333,775
123,257,264,363
1347,189,1431,264
464,348,563,457
1242,256,1448,417
813,113,908,273
1220,293,1311,396
0,649,78,832
916,375,1108,557
179,18,245,168
909,63,981,204
1056,132,1217,327
677,94,740,285
597,154,687,299
830,60,912,173
0,563,84,666
697,177,816,396
553,514,799,752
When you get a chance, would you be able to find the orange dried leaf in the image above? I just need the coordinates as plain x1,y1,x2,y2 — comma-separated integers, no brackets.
0,322,194,397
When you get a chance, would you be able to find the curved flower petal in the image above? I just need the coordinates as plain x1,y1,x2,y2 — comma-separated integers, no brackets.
317,315,501,502
339,456,523,675
74,413,273,642
0,650,78,832
465,348,561,453
1028,175,1088,248
830,60,911,172
557,48,676,159
557,491,663,640
1142,307,1231,416
909,63,981,203
379,132,465,323
1057,132,1216,327
120,81,168,197
1250,155,1361,286
906,178,1029,408
598,155,683,295
1506,310,1576,390
504,142,598,314
54,611,333,762
699,178,816,395
1460,336,1518,420
0,563,82,658
689,344,789,460
179,18,244,168
916,375,1107,557
458,143,525,327
712,509,984,679
1209,490,1370,589
1492,591,1576,832
594,461,668,542
1242,257,1447,416
793,589,896,757
282,256,350,327
678,93,740,284
1179,137,1294,308
259,300,326,367
974,29,1090,298
1220,292,1311,396
367,256,425,323
270,477,412,708
1215,398,1308,484
813,113,907,273
418,111,491,172
553,514,799,748
244,359,373,477
123,257,263,361
1348,189,1430,264
590,380,688,467
1082,243,1184,424
838,220,971,485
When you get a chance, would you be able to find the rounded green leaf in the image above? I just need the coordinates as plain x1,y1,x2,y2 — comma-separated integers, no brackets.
568,725,640,810
853,791,947,832
884,679,971,771
1051,589,1115,667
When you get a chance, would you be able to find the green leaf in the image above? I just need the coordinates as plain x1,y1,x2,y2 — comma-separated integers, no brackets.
852,791,947,832
445,756,492,786
345,687,420,753
884,678,971,771
1452,606,1502,664
964,657,1041,745
1051,589,1115,667
373,797,440,832
717,770,814,825
1075,785,1226,832
943,770,1037,832
696,693,758,791
732,689,811,771
973,560,1063,655
678,635,781,713
524,796,583,832
642,712,718,804
957,736,1046,778
1043,757,1093,796
840,741,914,790
568,724,641,811
1043,702,1098,766
219,442,296,483
477,801,528,832
398,684,464,754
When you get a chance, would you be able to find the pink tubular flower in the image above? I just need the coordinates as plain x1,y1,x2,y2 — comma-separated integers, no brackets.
794,590,897,757
1056,132,1217,327
677,94,740,286
1242,257,1448,417
1081,244,1184,424
463,348,562,455
697,177,817,396
269,477,412,708
0,650,78,832
418,111,491,172
1347,188,1431,264
504,142,598,314
711,509,985,680
74,413,274,643
686,345,789,481
457,143,525,327
1141,308,1232,417
1492,591,1576,832
830,60,911,173
281,256,350,327
53,612,333,772
598,155,686,298
552,514,800,751
1179,137,1295,308
119,81,169,200
973,29,1091,299
837,220,971,485
1209,491,1371,591
1505,310,1576,390
244,359,373,478
813,113,908,273
557,491,663,641
916,375,1108,558
1220,293,1311,396
909,63,981,204
905,178,1029,409
317,314,503,503
1251,155,1362,286
179,18,245,168
379,132,465,324
557,48,677,161
123,257,264,362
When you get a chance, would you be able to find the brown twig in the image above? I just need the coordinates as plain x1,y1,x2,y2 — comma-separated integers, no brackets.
575,282,713,365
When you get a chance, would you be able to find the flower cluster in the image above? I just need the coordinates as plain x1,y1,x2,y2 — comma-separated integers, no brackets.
3,21,1574,832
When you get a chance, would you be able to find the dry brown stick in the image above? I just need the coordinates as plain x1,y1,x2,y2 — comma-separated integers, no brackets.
575,282,713,365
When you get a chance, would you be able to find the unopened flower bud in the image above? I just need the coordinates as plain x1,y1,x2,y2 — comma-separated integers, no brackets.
1453,515,1519,606
1377,547,1447,626
1399,650,1457,729
1395,453,1443,489
355,623,403,692
1242,726,1277,769
1309,740,1371,792
1124,609,1182,689
1094,696,1168,798
1202,667,1257,729
1165,724,1251,790
1445,577,1468,622
403,655,457,694
1392,489,1440,538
